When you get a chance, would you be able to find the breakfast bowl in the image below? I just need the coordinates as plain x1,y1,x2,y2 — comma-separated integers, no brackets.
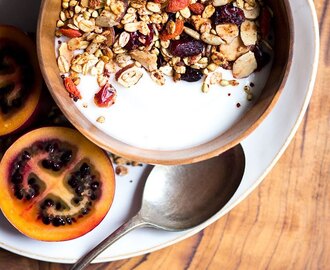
37,0,293,165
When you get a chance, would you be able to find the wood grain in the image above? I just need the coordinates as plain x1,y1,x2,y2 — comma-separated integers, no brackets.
1,0,329,269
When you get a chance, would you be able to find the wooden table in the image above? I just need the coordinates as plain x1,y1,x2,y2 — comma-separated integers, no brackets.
1,1,329,269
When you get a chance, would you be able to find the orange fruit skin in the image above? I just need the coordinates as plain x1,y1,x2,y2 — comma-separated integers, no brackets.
0,25,42,137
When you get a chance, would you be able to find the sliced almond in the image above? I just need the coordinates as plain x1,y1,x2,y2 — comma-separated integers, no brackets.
201,32,225,46
219,36,249,61
213,0,232,7
215,23,239,44
202,5,215,19
240,20,257,46
243,4,260,19
183,27,200,40
232,51,257,79
130,50,157,71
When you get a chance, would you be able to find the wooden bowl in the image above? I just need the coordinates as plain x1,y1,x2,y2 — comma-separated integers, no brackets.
37,0,293,165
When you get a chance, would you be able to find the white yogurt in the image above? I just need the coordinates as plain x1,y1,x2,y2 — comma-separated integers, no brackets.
73,63,272,150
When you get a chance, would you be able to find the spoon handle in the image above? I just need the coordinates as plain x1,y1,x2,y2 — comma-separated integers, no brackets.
71,213,146,270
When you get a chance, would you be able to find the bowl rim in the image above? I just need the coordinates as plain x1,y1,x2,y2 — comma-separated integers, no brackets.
37,0,294,165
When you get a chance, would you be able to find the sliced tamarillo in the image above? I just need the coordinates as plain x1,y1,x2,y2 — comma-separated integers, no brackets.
0,127,115,241
0,25,42,137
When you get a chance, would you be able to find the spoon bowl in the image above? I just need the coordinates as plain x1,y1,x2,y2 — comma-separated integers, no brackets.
71,144,245,270
141,144,245,230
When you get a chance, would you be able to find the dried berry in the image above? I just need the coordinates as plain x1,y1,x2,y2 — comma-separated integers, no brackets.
212,4,245,26
168,38,204,57
124,24,154,50
181,67,203,82
94,83,117,107
59,28,82,38
63,77,82,100
167,0,190,13
160,19,184,41
189,3,204,15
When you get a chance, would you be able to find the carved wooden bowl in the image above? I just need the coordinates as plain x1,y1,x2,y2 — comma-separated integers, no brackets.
37,0,293,165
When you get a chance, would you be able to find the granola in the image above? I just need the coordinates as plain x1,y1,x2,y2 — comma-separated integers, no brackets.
55,0,273,106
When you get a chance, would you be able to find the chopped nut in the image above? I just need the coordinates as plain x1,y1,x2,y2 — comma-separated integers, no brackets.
207,63,218,72
159,65,173,76
150,70,165,85
202,5,215,19
116,65,144,87
96,116,105,123
202,81,210,93
210,72,222,84
130,50,157,71
220,79,229,86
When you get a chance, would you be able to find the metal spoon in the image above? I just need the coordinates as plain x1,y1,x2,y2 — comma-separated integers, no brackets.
71,144,245,270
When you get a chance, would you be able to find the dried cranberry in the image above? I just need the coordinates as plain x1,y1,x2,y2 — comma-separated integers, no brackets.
124,32,140,50
212,4,245,26
253,45,271,71
124,24,153,50
169,38,204,57
181,67,203,82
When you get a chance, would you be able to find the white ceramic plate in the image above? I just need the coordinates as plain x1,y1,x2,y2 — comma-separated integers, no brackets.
0,0,319,263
